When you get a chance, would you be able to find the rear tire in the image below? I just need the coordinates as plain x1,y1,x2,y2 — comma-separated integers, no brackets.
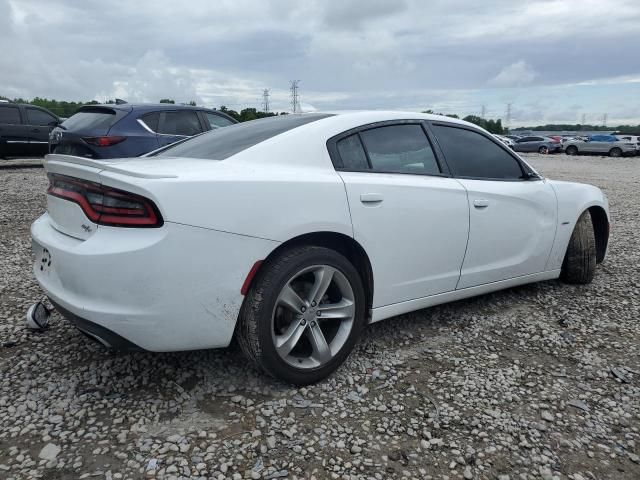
236,245,366,385
609,147,622,158
561,211,596,284
566,146,578,156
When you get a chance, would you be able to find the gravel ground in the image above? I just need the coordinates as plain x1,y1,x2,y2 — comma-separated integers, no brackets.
0,153,638,480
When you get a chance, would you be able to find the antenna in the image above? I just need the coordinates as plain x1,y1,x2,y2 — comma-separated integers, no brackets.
289,80,300,113
262,89,270,113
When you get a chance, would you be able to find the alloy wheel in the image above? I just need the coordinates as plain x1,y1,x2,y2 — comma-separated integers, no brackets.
271,265,355,369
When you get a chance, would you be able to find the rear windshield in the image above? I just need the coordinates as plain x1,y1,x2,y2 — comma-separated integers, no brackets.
61,108,123,132
155,113,334,160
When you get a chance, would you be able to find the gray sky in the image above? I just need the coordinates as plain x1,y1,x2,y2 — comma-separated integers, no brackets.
1,0,639,126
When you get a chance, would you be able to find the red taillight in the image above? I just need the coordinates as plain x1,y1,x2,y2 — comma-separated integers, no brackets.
82,136,127,147
47,173,163,228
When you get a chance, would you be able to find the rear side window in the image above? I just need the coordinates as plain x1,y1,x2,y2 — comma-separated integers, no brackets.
336,134,369,170
26,108,57,126
0,106,21,124
156,113,333,160
359,124,440,175
139,112,160,132
158,111,203,136
432,125,523,179
205,112,234,129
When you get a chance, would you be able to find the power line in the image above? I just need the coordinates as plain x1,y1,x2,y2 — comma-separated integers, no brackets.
289,80,300,113
262,89,270,113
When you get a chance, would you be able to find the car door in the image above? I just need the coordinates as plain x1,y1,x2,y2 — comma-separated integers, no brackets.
0,105,29,156
329,122,470,308
515,136,535,152
156,110,205,147
429,122,557,289
25,107,59,154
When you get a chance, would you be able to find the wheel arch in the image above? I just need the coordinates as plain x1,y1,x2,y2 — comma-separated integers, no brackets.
244,231,374,320
587,205,609,263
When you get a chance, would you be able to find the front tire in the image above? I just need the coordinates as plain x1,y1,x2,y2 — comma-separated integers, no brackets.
538,146,549,154
561,211,596,284
237,245,366,385
566,146,578,156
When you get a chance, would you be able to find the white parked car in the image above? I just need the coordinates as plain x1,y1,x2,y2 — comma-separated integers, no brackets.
492,134,515,149
31,112,610,384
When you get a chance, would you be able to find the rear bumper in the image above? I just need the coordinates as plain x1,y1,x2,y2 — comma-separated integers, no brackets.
31,213,278,351
50,299,142,350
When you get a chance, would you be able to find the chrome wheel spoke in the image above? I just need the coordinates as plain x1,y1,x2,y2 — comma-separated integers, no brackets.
275,321,306,357
307,325,332,364
277,284,306,313
308,266,335,305
317,299,354,320
271,264,355,370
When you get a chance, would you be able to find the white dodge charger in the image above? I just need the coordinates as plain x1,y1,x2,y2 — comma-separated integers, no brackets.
31,111,610,384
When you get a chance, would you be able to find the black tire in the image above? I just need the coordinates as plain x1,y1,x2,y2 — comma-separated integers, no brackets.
0,140,6,159
538,146,549,154
561,211,596,284
566,146,578,156
609,147,622,158
236,245,366,385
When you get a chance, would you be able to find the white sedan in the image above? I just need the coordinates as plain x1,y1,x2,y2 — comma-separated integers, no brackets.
31,111,610,384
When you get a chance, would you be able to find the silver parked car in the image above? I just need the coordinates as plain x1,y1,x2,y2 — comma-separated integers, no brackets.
512,136,562,154
564,135,637,157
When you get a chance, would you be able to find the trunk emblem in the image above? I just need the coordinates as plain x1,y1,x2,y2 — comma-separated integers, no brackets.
81,224,93,232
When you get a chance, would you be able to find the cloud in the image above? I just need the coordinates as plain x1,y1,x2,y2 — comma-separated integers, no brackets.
489,61,538,87
0,0,639,124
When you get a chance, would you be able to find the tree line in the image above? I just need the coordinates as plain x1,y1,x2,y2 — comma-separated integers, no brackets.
422,111,505,134
2,96,639,133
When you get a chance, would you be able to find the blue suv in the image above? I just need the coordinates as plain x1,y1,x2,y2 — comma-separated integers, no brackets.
49,103,237,159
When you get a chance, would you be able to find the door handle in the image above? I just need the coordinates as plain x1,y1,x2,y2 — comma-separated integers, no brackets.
473,199,489,208
360,193,383,204
31,128,40,132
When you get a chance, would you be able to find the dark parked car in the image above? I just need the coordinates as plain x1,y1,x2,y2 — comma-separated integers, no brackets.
49,104,237,159
512,136,562,154
0,103,61,158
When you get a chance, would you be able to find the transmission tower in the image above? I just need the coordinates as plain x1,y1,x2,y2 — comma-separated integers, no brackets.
289,80,300,113
262,89,270,113
602,113,607,127
506,103,512,129
581,113,586,125
481,105,486,119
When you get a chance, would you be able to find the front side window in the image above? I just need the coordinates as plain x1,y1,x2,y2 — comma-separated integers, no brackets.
205,112,234,129
0,106,21,124
158,111,203,136
26,108,56,126
359,124,440,175
432,124,524,179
